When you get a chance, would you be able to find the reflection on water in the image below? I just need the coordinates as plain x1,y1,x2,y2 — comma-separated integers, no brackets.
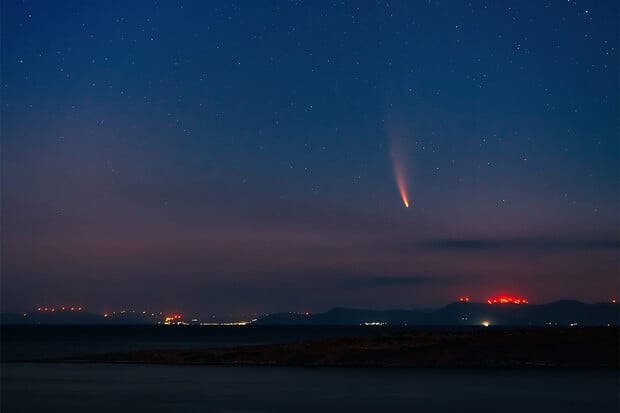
2,363,618,413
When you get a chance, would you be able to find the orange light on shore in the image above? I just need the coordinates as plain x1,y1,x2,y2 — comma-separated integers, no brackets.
486,295,528,304
164,314,183,324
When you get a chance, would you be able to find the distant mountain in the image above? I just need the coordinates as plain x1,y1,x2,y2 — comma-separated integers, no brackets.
253,301,619,326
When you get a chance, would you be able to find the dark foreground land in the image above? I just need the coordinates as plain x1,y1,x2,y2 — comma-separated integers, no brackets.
50,327,618,368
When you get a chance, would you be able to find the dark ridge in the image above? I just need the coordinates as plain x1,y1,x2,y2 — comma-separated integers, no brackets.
253,301,619,326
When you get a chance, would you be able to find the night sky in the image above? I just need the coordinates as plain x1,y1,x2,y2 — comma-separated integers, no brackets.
2,1,618,317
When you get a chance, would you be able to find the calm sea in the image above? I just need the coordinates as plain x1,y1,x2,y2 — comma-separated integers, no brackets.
2,326,618,412
1,325,402,361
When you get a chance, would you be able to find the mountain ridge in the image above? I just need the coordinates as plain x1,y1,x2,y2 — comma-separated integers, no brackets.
253,301,619,326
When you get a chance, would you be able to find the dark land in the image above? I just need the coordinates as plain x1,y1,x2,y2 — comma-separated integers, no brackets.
49,327,619,369
254,301,619,326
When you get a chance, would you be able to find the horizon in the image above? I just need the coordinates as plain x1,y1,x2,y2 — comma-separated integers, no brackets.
2,1,618,316
3,296,618,320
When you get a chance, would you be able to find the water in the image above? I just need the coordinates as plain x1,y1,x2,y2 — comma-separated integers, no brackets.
0,325,475,361
2,326,618,412
1,325,387,361
2,363,617,412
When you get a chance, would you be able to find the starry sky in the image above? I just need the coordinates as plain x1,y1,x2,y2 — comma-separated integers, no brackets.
1,0,618,317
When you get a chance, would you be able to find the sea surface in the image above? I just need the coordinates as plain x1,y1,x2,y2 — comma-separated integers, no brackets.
0,324,493,361
2,326,618,412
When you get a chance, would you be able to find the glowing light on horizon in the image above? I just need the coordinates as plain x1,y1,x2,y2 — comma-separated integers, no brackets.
164,314,183,325
36,305,83,312
486,295,528,304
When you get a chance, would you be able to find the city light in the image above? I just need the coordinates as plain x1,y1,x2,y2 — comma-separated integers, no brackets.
199,321,253,326
164,314,183,325
35,306,84,312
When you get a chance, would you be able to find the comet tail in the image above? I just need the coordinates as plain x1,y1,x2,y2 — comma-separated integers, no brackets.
387,127,412,208
393,163,409,207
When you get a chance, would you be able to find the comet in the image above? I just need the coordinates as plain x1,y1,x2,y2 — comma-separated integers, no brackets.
393,162,409,207
387,126,412,208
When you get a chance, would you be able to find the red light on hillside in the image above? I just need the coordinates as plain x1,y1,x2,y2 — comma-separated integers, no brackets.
487,295,528,304
458,297,471,302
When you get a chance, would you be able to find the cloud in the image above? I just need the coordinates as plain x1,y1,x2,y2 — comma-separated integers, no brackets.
422,239,619,251
345,274,456,288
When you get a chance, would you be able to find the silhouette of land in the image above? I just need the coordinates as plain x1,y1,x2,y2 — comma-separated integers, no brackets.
50,327,618,369
4,300,618,326
254,301,619,326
